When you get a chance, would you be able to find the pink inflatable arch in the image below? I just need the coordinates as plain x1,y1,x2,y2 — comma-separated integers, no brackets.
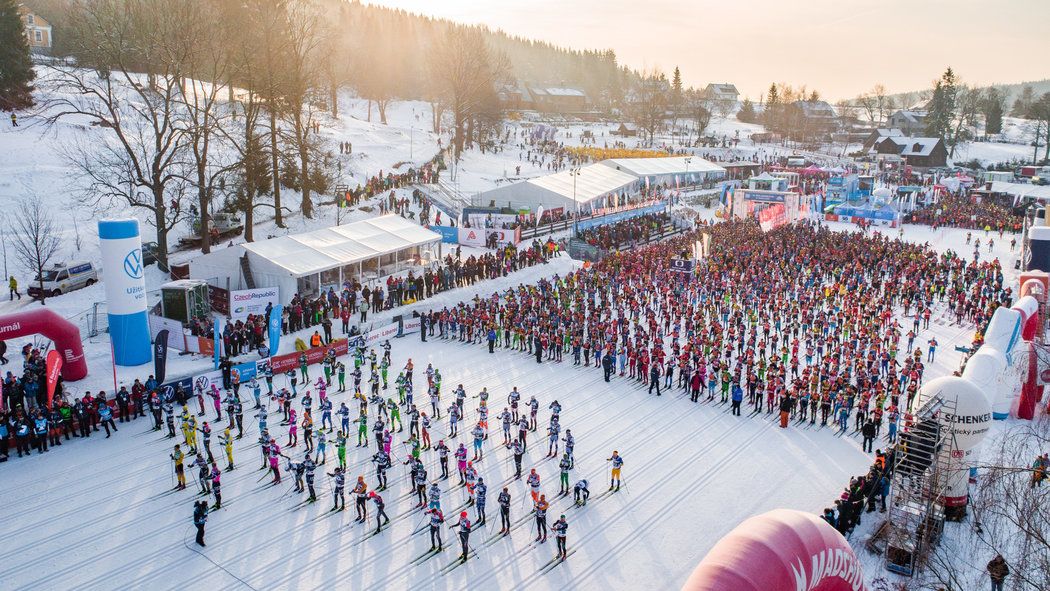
682,509,869,591
0,308,88,381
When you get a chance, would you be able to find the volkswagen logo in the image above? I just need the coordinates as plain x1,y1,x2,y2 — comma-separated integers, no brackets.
123,249,143,279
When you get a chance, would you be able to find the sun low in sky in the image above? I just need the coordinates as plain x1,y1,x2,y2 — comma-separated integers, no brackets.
366,0,1049,100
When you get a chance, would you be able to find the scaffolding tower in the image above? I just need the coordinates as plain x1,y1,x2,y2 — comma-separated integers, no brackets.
883,394,961,577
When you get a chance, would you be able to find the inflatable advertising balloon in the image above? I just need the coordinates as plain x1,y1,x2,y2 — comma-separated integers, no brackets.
918,376,992,511
681,509,868,591
0,308,87,381
98,219,151,366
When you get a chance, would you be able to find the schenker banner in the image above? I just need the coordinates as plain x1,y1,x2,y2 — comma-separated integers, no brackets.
269,339,349,374
45,350,63,409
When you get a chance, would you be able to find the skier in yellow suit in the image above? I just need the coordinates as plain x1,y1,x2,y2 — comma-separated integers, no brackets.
171,444,187,489
220,427,235,471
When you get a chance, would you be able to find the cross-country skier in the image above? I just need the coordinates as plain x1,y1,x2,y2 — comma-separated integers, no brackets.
528,469,541,503
368,491,390,534
450,511,474,561
512,439,524,479
498,487,512,534
193,500,208,547
475,477,488,524
435,440,450,479
352,476,369,522
573,479,590,506
427,508,444,551
553,515,568,559
328,467,346,511
534,495,549,542
171,444,186,489
607,451,623,491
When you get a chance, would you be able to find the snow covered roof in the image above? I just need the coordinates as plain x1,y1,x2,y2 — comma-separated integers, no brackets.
241,215,441,277
988,181,1050,201
892,110,927,124
876,136,943,157
704,83,739,97
543,87,586,97
874,128,903,137
793,100,837,118
528,165,638,204
600,156,726,177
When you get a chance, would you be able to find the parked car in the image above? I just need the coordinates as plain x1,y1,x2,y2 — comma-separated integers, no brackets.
141,241,159,266
27,261,98,298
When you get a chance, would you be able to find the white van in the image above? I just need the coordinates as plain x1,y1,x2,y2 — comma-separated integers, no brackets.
27,261,98,298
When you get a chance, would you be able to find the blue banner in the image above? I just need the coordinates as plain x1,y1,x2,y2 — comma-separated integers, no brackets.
234,361,258,383
576,202,666,232
268,304,283,358
213,317,221,369
428,225,459,244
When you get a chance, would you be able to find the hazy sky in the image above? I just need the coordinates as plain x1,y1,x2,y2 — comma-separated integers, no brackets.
365,0,1049,100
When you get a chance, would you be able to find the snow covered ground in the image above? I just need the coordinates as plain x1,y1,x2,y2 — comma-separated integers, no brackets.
0,222,1025,591
0,318,872,591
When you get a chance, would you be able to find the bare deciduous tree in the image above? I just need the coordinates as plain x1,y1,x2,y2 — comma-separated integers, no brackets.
43,0,189,271
11,198,61,305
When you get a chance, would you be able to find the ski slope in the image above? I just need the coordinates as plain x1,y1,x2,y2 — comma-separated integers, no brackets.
1,333,871,591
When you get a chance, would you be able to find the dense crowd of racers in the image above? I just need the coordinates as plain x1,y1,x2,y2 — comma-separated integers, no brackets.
0,209,1021,579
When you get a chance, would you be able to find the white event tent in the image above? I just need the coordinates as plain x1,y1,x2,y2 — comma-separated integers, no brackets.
477,165,639,213
189,215,442,301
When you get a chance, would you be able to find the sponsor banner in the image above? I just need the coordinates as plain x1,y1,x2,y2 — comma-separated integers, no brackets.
466,212,518,229
186,336,215,356
458,227,486,248
212,318,221,369
193,369,224,395
45,350,63,409
270,338,349,374
428,225,459,244
268,305,283,359
365,322,400,347
576,202,666,232
741,190,787,204
154,329,169,384
232,361,257,384
670,258,694,274
230,287,279,320
149,314,187,350
159,376,193,401
209,285,230,316
401,316,421,335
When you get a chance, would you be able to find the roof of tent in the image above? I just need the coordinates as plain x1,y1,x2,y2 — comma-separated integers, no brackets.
987,181,1050,201
600,156,725,177
526,165,638,205
241,215,441,277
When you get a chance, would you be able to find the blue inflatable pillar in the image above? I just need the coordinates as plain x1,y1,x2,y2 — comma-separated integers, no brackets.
98,219,152,366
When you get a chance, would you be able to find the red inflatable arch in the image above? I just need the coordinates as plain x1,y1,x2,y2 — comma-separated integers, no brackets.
0,308,88,381
682,509,868,591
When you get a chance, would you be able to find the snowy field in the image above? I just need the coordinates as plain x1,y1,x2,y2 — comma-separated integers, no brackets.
0,328,871,591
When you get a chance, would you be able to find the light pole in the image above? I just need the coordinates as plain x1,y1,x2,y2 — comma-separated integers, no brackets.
571,166,582,236
684,157,693,192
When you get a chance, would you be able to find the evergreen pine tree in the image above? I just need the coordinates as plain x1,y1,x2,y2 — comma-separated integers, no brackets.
924,67,957,140
0,0,35,111
737,98,756,123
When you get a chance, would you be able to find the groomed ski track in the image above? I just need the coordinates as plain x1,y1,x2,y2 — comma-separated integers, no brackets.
0,334,870,591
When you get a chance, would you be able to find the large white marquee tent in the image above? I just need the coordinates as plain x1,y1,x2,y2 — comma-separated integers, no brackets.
189,215,442,301
478,165,639,212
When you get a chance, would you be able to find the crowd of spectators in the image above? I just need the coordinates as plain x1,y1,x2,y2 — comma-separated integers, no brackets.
576,212,675,250
905,194,1023,232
